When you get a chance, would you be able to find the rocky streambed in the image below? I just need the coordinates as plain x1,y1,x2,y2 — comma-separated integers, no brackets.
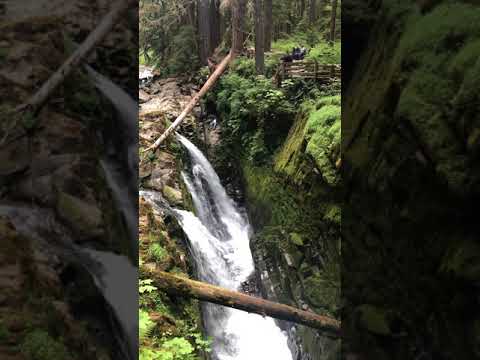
0,1,137,359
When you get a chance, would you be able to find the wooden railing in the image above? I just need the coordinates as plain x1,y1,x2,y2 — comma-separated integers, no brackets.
275,61,341,86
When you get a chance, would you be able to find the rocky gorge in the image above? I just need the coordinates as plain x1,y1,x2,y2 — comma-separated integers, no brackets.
139,56,341,359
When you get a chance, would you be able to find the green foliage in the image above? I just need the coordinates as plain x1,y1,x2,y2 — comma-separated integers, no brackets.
164,26,200,76
215,72,294,164
271,31,321,53
139,309,155,341
306,42,341,64
139,279,158,294
147,243,167,262
20,329,70,360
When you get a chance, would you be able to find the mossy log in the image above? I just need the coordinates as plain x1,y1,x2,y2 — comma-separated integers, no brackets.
149,270,341,337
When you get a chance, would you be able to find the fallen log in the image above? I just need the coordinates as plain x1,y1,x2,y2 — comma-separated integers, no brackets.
19,0,134,114
145,51,235,153
148,270,341,337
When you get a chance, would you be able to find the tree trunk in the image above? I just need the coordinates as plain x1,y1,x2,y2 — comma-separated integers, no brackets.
232,0,247,54
264,0,273,52
254,0,265,74
145,51,234,152
300,0,306,18
198,0,211,65
329,0,338,44
21,0,134,114
210,0,221,52
149,270,341,337
309,0,316,25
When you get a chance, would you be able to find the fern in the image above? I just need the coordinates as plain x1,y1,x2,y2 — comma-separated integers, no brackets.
139,309,155,341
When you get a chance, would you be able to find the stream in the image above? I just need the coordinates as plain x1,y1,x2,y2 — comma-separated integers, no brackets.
142,134,294,360
0,66,139,359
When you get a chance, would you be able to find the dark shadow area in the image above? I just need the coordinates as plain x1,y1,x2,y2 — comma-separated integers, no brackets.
342,0,480,359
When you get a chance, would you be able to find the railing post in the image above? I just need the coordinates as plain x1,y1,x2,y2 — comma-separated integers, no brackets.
314,60,318,81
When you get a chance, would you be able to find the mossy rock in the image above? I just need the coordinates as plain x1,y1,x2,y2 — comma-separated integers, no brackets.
162,185,183,206
56,192,103,240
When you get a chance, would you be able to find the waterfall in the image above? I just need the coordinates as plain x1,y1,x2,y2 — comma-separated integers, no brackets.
0,205,138,360
168,134,293,360
84,65,139,259
84,64,138,184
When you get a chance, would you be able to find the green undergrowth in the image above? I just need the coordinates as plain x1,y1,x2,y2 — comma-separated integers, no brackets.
212,67,295,165
139,201,210,360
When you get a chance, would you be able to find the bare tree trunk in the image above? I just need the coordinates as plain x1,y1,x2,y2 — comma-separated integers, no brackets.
21,0,134,114
150,271,341,337
264,0,273,52
210,0,221,52
232,0,247,54
329,0,338,44
254,0,265,74
145,51,234,152
300,0,306,18
198,0,211,64
309,0,316,25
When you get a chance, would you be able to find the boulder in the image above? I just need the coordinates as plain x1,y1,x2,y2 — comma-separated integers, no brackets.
56,192,104,241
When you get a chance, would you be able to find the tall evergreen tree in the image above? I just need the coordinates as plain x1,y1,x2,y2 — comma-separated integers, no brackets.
254,0,265,74
264,0,272,51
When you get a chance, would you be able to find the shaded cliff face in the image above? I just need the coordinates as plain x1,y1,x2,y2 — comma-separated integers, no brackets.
343,1,480,358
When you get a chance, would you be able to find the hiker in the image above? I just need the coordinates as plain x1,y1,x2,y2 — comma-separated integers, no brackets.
300,46,308,58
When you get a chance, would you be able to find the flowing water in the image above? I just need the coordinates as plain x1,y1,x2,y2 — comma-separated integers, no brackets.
146,134,293,360
85,65,139,259
0,67,140,359
0,205,138,360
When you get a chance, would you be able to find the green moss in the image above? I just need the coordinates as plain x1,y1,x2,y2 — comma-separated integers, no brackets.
20,329,71,360
389,3,480,194
304,271,340,316
275,96,341,186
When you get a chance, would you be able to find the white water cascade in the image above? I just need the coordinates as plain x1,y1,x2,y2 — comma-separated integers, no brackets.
175,134,293,360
